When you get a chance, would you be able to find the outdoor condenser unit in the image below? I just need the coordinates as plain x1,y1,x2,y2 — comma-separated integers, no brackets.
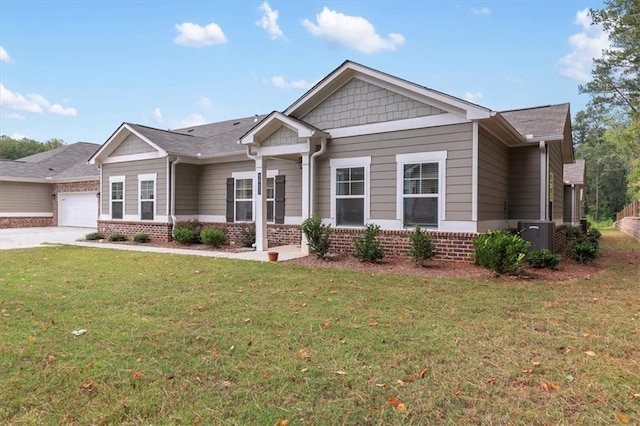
518,221,555,252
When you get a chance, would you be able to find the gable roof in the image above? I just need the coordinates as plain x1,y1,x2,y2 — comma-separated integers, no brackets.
239,111,329,145
0,142,100,182
564,159,586,185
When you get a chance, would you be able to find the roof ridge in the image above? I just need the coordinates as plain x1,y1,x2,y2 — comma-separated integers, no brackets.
501,102,570,113
127,122,200,138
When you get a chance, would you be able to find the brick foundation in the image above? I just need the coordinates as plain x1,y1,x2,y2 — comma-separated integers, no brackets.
98,221,173,242
615,217,640,241
53,180,99,226
0,216,54,229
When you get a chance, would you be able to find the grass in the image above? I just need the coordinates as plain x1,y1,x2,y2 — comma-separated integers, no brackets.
1,230,639,425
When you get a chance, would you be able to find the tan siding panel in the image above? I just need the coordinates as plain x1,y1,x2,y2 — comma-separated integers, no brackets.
110,134,156,157
175,164,200,215
0,181,53,212
550,142,564,221
477,128,509,221
198,161,254,215
508,146,540,219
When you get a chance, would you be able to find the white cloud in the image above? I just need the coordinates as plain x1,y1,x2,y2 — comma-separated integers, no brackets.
0,46,10,63
464,92,483,102
198,97,213,111
257,1,283,40
11,133,28,140
271,76,312,90
302,7,405,54
174,22,227,47
7,113,26,120
179,113,207,127
0,83,77,116
153,107,164,124
472,7,490,15
558,8,610,82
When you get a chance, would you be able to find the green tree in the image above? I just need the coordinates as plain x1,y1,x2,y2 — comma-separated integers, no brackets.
0,136,64,160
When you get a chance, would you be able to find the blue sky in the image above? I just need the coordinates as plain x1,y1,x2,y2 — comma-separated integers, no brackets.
1,0,609,144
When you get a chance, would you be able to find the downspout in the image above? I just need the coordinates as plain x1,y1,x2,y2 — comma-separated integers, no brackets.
170,157,182,224
309,137,327,217
539,141,547,221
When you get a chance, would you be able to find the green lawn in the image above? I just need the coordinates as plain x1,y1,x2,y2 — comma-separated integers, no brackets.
1,229,638,425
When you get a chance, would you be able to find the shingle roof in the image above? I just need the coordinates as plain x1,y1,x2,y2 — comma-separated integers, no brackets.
564,159,586,185
501,103,570,140
1,142,100,181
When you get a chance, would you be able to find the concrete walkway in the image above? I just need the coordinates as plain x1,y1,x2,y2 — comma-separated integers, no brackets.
0,227,306,262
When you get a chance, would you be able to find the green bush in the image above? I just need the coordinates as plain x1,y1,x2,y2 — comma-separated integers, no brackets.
472,230,530,275
133,233,150,243
172,222,201,245
240,225,255,248
85,232,104,241
566,226,582,239
108,233,127,242
301,216,332,258
586,228,601,240
353,224,384,263
527,249,561,269
200,227,227,247
408,225,437,266
568,238,599,263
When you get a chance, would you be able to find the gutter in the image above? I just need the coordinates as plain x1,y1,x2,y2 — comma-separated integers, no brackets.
309,137,327,217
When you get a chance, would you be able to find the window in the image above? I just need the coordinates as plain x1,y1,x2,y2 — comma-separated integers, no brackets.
138,174,156,220
109,176,124,219
266,177,275,223
330,157,370,227
396,151,447,228
235,178,253,222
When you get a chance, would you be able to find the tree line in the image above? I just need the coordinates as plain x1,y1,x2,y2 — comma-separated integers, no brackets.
0,136,65,160
573,0,639,222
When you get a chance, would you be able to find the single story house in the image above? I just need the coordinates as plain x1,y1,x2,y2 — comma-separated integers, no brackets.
0,142,100,228
89,60,578,260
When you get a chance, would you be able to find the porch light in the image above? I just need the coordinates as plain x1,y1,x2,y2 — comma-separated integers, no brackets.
51,193,56,200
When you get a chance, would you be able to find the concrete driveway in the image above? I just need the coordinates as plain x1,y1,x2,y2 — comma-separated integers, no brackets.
0,227,96,250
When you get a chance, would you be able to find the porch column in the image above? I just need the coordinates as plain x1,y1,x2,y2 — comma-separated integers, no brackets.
300,153,310,254
255,156,268,251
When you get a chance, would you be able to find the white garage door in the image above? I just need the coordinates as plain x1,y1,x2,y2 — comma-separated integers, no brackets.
58,192,98,228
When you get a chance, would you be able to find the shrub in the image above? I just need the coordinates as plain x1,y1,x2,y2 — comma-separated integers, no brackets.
301,216,332,258
85,232,104,241
240,225,256,248
353,224,384,263
408,225,437,266
108,233,127,242
586,228,601,240
200,227,227,247
472,230,530,275
568,238,599,263
133,233,150,243
527,249,561,269
172,222,201,245
566,225,582,239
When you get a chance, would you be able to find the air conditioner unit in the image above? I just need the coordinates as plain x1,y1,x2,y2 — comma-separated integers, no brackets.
518,221,555,252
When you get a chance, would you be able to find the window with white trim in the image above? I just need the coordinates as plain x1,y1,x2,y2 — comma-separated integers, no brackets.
138,174,156,220
266,177,275,223
235,178,253,222
396,151,447,228
109,176,125,220
330,157,371,227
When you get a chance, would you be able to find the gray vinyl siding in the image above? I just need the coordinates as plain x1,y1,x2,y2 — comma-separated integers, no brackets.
508,146,540,220
549,141,564,221
563,186,572,223
110,134,156,157
477,128,509,221
0,181,53,213
175,163,200,215
198,159,302,217
199,161,254,216
262,127,303,147
101,158,167,217
302,78,446,130
314,123,473,221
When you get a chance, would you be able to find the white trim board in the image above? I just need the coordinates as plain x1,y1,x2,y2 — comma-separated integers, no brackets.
327,113,468,139
0,212,53,217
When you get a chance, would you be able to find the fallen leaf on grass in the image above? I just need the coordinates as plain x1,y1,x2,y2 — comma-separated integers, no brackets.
585,351,597,357
278,420,289,426
27,335,36,342
334,370,347,375
81,381,96,391
419,368,428,379
616,413,629,423
132,372,143,379
395,403,407,412
86,363,94,370
299,348,311,361
387,397,400,407
369,322,378,327
396,379,406,387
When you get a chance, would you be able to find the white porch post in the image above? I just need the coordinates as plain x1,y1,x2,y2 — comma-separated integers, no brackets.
255,156,268,251
300,153,311,254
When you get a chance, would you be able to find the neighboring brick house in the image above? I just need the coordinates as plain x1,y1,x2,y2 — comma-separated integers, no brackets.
0,142,100,228
89,60,579,260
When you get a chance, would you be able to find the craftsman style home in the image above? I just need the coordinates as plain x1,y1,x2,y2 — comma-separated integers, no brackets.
86,61,576,259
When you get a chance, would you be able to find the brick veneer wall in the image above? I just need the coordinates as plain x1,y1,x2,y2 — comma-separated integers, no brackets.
0,216,54,228
615,217,640,241
197,222,302,248
98,221,173,242
554,225,567,253
53,180,99,226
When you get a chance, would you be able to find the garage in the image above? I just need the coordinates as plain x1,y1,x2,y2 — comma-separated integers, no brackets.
58,192,98,228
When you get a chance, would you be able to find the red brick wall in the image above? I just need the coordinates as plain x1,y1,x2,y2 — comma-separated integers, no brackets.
0,216,54,228
98,221,173,242
616,217,640,241
53,180,99,226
